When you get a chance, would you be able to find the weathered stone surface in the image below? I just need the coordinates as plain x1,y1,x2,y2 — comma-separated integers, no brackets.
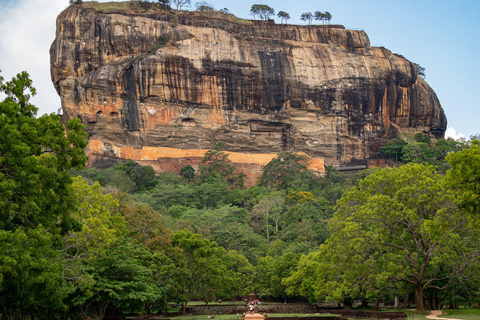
50,2,446,181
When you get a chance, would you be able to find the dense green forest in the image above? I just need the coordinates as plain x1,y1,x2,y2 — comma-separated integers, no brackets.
2,72,480,320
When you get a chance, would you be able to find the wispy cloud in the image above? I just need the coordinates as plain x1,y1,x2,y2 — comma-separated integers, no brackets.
0,0,68,115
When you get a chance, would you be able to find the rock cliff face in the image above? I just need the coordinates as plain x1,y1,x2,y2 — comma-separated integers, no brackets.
50,2,446,181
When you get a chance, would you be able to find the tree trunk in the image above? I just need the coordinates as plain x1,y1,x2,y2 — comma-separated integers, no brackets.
415,282,425,312
373,299,380,311
266,214,269,243
394,295,400,308
403,289,410,309
182,301,186,316
98,301,108,320
360,299,370,309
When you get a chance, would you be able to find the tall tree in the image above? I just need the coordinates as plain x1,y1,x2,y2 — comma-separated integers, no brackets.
171,0,190,10
0,228,71,319
380,138,407,162
65,178,127,261
255,252,300,299
221,250,254,299
414,62,426,79
286,164,480,312
0,71,88,319
301,12,313,25
0,71,88,232
197,145,245,189
169,230,227,313
81,240,162,320
250,4,275,21
324,11,332,24
314,11,324,24
195,1,214,11
277,11,290,24
114,160,156,192
259,151,316,190
446,140,480,215
249,193,284,242
158,0,170,10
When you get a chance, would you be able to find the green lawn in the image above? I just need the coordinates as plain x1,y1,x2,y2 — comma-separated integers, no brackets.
261,314,342,317
174,316,242,320
132,306,480,320
173,315,343,320
436,308,480,319
354,308,480,320
185,301,247,306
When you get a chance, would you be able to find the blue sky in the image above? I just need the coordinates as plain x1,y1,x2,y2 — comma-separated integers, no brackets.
0,0,478,139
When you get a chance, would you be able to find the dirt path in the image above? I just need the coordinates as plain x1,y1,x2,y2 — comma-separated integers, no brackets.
426,310,462,320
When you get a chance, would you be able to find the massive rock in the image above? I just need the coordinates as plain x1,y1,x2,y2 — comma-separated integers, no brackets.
50,2,446,182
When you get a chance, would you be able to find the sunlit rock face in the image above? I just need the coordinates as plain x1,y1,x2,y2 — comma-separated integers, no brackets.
50,3,446,183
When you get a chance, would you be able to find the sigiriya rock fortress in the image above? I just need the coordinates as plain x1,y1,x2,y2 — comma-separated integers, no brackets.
50,2,447,183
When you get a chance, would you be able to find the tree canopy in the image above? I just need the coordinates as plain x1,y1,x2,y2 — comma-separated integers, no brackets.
414,62,426,79
0,71,88,319
259,151,316,190
250,4,275,21
4,70,480,317
171,0,190,10
446,141,480,215
0,71,88,232
277,11,290,24
300,12,313,25
286,164,480,312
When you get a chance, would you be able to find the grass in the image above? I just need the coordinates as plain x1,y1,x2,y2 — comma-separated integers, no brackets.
438,308,480,319
172,314,344,320
83,1,253,25
352,308,480,320
174,316,241,320
87,1,137,13
186,301,246,306
123,306,480,320
266,314,342,318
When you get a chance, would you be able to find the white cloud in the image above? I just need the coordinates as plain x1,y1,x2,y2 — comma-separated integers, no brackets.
445,127,465,140
0,0,67,115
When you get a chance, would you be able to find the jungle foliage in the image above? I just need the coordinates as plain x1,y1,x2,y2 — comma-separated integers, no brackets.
2,72,480,318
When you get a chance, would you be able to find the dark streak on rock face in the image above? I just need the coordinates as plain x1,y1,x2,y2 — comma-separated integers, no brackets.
201,59,262,110
123,63,140,130
258,51,291,112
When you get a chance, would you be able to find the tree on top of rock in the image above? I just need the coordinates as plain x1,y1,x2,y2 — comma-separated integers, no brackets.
300,12,313,25
314,11,324,24
171,0,190,10
158,0,170,10
250,4,275,21
277,11,290,24
195,1,214,11
324,11,332,24
414,62,426,79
